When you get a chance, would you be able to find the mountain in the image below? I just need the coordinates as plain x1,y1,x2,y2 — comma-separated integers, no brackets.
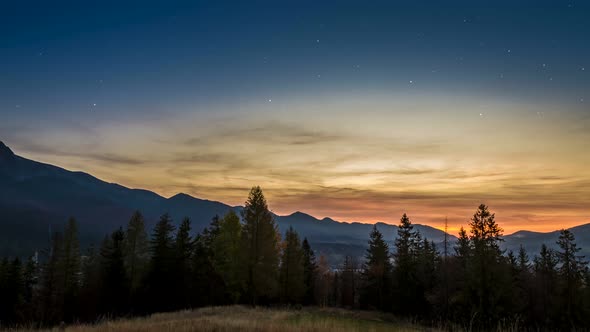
503,224,590,259
1,141,588,265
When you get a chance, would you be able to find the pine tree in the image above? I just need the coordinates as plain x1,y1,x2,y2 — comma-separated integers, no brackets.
556,229,588,325
39,231,65,325
60,218,81,321
340,255,357,308
416,239,438,314
361,225,392,310
518,245,530,272
79,245,101,321
393,213,422,314
301,238,317,305
466,204,507,326
123,211,149,294
533,244,559,325
279,226,305,304
191,215,226,307
99,228,129,316
174,217,193,309
454,226,471,265
241,186,281,304
148,213,176,312
212,210,243,303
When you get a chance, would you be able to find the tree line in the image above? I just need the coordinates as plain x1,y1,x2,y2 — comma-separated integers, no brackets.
0,187,589,330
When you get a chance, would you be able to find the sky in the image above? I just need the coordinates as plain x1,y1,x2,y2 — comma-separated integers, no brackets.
1,1,589,234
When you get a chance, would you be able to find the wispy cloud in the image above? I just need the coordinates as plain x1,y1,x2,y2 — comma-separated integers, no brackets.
5,97,590,234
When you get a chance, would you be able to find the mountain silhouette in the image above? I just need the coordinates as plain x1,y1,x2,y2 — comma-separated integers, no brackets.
0,141,588,263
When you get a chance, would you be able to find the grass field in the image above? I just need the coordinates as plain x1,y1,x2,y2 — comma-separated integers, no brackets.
20,306,436,332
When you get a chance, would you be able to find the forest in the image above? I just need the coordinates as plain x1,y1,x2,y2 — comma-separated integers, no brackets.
0,186,589,330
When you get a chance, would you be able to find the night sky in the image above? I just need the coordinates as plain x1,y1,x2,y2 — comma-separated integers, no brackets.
2,1,589,233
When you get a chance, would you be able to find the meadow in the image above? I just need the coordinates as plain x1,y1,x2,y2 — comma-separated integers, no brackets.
18,306,431,332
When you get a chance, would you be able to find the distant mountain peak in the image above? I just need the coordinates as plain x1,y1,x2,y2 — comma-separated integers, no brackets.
169,192,196,201
290,211,310,217
0,141,15,160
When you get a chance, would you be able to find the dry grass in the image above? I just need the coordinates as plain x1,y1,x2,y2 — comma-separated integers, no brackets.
15,306,436,332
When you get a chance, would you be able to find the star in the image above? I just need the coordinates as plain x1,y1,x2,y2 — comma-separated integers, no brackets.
409,80,413,84
268,99,272,102
316,39,320,43
92,103,97,107
507,49,511,53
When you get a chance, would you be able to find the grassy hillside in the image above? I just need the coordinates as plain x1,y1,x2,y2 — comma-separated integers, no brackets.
21,306,431,332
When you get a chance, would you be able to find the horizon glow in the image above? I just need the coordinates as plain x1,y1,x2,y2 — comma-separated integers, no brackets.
2,2,589,234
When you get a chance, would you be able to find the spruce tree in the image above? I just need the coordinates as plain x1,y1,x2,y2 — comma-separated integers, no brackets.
99,228,128,316
39,231,65,325
279,226,305,304
556,229,588,325
361,225,392,310
212,210,243,303
393,213,422,314
174,217,193,309
148,213,176,312
340,256,357,308
301,238,318,305
191,216,226,306
60,218,81,321
533,244,559,325
123,211,149,294
79,245,101,321
467,204,507,326
241,186,280,304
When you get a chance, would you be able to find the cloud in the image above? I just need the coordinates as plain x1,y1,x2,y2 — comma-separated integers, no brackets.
6,111,590,235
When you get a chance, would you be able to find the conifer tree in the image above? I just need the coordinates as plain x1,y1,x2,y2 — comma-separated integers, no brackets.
393,213,422,314
467,204,507,326
340,255,357,308
99,228,128,316
556,229,588,325
454,226,471,266
279,226,305,304
123,211,149,294
416,239,438,312
361,225,392,310
301,238,317,305
212,210,243,303
60,218,81,321
191,216,226,306
79,245,101,321
174,217,193,308
241,186,280,304
148,213,176,311
22,254,38,320
533,244,559,325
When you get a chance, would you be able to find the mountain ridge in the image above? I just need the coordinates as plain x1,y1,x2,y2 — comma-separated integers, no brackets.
1,141,588,264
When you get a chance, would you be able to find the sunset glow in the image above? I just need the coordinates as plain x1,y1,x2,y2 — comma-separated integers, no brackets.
2,2,589,234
